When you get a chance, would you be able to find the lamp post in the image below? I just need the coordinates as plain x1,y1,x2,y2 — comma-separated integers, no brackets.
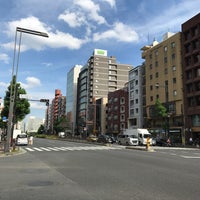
4,27,48,153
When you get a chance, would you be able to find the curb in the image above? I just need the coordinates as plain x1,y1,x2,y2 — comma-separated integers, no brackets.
0,147,26,158
126,146,155,152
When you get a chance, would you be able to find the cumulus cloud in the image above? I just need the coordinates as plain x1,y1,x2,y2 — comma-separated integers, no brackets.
21,76,41,89
58,11,86,28
74,0,107,24
93,22,139,42
0,53,9,64
2,16,88,52
101,0,116,8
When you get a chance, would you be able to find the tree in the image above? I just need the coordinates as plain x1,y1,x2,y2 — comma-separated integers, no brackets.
154,99,168,136
154,99,167,118
37,125,45,134
1,76,30,125
53,115,70,134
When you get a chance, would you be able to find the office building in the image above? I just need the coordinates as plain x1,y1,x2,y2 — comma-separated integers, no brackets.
76,49,133,136
141,32,184,143
66,65,82,134
182,13,200,142
128,65,144,128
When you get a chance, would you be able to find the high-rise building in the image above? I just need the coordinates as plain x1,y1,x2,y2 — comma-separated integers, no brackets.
66,65,82,135
182,13,200,142
128,65,144,128
141,32,184,143
76,49,133,136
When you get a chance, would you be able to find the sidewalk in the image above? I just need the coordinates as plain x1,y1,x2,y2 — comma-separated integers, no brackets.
0,142,25,157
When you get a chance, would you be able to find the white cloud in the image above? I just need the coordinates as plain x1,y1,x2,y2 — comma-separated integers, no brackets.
74,0,107,24
2,16,89,51
48,30,89,49
0,53,9,64
135,0,200,41
93,22,139,42
0,81,8,88
58,11,86,28
101,0,116,8
21,76,41,89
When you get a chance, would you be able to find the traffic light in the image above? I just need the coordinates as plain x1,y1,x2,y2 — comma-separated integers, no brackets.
40,99,49,106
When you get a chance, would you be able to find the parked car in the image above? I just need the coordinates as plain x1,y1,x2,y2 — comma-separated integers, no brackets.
97,135,113,143
15,134,28,146
151,137,157,146
156,138,168,146
117,134,138,146
86,135,98,142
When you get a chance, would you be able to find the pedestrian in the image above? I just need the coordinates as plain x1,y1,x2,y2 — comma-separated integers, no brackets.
189,137,193,145
167,138,171,146
29,136,33,145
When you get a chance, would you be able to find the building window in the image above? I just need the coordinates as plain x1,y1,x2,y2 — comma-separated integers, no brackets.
195,81,200,91
150,85,153,90
185,57,192,67
120,97,125,104
171,42,175,48
164,57,167,63
172,53,176,60
155,72,159,78
120,106,125,113
164,46,168,52
135,99,138,104
155,61,158,67
150,75,153,80
120,114,125,121
172,65,176,71
164,68,168,74
150,96,153,102
173,78,176,84
155,51,158,57
173,90,177,96
114,97,118,102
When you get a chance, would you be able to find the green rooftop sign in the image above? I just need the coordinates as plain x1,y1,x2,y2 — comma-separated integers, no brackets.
94,49,107,56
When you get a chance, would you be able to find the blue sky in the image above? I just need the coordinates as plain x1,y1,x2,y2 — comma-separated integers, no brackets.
0,0,199,120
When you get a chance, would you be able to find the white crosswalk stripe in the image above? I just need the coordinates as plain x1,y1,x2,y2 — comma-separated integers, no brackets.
24,145,122,152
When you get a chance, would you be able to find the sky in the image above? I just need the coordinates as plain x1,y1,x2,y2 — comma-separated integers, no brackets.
0,0,199,120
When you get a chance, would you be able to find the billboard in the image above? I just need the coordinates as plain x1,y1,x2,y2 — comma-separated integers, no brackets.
94,49,107,56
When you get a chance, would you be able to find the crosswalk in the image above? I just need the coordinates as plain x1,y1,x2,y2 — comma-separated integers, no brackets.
24,145,123,152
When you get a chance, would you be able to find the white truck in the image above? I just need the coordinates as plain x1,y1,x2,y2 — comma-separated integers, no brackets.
123,128,152,145
12,129,22,139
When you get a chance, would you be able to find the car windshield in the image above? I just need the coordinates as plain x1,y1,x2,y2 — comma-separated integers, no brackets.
130,135,137,138
17,134,27,138
143,134,150,138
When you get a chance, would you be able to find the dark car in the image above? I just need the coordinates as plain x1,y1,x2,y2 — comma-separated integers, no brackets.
97,135,113,143
156,138,168,146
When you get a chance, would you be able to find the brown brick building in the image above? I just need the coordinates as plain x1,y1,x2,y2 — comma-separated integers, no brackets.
182,13,200,142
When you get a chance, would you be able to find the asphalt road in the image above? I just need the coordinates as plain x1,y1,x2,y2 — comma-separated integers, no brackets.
0,138,200,200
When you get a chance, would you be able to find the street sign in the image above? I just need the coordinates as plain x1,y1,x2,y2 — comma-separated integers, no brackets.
2,116,7,122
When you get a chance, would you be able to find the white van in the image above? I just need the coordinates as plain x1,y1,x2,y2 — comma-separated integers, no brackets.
117,134,138,146
131,128,152,145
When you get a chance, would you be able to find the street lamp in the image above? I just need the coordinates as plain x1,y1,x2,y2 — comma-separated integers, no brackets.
5,27,48,153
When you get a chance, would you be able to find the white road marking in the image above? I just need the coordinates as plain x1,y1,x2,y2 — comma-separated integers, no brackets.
24,145,121,152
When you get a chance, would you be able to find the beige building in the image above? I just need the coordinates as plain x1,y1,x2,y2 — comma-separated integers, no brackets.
141,32,184,144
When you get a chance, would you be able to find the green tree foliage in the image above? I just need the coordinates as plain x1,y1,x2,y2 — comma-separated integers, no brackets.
53,115,70,134
155,99,167,118
1,76,30,124
37,124,45,134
